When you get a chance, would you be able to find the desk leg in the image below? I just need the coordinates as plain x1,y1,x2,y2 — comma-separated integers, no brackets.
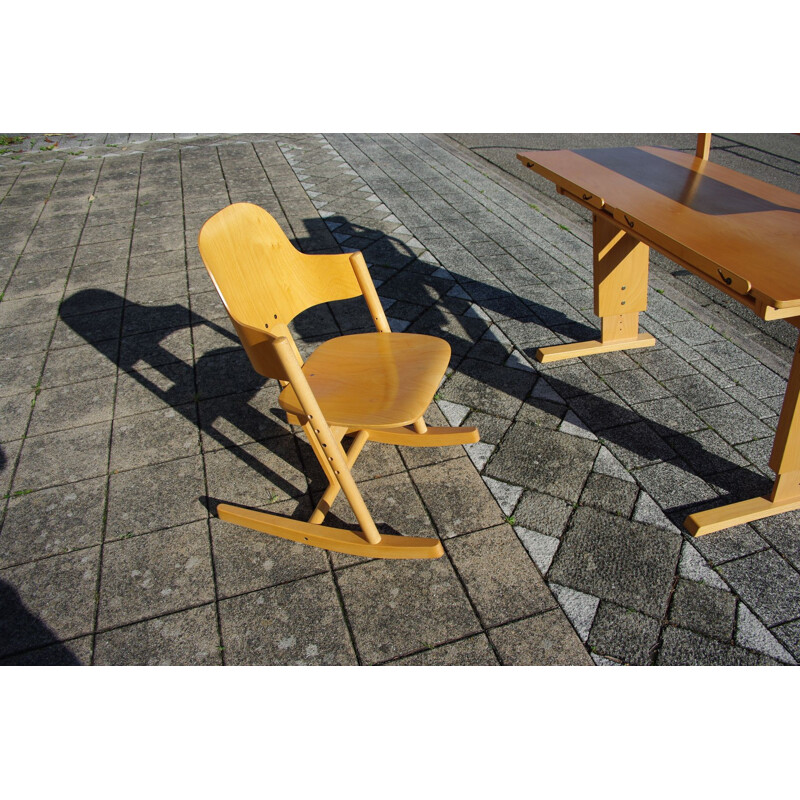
686,338,800,535
536,214,657,363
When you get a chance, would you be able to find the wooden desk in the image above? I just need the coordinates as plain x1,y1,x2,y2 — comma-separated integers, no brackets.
516,146,800,536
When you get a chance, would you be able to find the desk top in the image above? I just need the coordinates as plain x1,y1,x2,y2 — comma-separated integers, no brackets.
517,147,800,314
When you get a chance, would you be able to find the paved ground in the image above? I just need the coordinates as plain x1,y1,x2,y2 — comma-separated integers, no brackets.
1,131,798,665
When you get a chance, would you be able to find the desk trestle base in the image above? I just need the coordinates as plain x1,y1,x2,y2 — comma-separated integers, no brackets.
535,332,656,363
685,492,800,537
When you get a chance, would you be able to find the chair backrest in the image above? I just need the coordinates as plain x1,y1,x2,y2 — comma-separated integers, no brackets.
198,203,364,380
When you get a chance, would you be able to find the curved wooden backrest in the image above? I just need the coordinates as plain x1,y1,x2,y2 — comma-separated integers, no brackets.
198,203,364,380
198,203,362,329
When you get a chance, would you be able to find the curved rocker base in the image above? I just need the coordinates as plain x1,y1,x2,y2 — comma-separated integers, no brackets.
218,503,444,559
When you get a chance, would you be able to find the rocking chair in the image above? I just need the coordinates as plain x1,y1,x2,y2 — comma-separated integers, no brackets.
197,203,479,559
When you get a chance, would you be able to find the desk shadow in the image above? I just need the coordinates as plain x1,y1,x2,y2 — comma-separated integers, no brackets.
0,579,81,665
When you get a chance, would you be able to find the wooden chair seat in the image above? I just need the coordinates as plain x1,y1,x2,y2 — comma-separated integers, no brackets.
279,332,450,429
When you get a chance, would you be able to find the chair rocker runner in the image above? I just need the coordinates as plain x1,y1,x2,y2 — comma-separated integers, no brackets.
198,203,479,559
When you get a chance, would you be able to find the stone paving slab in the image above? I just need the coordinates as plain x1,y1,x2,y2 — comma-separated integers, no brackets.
1,132,798,666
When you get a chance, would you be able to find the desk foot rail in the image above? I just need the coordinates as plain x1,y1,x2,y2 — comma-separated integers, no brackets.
685,494,800,536
535,333,656,364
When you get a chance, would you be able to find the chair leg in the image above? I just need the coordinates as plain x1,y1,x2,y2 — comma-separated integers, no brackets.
308,429,369,524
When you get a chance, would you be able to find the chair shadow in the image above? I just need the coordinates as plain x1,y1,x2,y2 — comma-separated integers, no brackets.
0,579,82,664
58,213,774,535
59,290,307,505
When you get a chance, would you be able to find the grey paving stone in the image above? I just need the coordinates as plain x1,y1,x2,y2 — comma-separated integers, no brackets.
661,372,735,411
539,361,607,399
0,321,54,360
411,456,505,538
678,541,729,590
97,521,215,630
4,267,69,300
771,619,800,662
445,524,556,627
587,601,662,665
656,625,779,666
210,507,328,598
74,238,131,267
600,421,677,470
110,404,201,471
579,472,639,518
219,572,357,665
322,470,433,541
105,455,206,539
12,420,111,491
204,436,307,511
488,609,594,665
113,361,197,417
601,368,671,404
689,523,770,566
128,248,187,278
40,342,118,388
727,363,788,400
195,348,266,400
94,604,222,666
197,387,292,452
12,247,75,275
736,603,796,664
513,489,575,537
51,307,123,351
665,428,750,477
632,459,719,511
750,510,800,568
0,547,100,658
461,410,511,445
717,549,800,627
630,347,698,381
119,325,195,372
694,339,760,370
438,357,535,419
549,507,682,618
0,351,45,399
668,578,737,641
391,634,499,665
697,403,775,446
0,635,92,665
548,582,600,641
0,477,105,568
0,393,32,443
335,556,480,664
485,422,599,503
27,376,116,436
567,390,641,431
634,396,705,434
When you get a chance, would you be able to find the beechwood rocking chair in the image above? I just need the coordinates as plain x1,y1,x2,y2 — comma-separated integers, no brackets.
198,203,479,559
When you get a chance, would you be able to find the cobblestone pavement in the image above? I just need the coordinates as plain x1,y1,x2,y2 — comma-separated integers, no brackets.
1,132,798,665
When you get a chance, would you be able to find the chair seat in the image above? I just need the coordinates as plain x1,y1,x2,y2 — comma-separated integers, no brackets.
279,332,451,429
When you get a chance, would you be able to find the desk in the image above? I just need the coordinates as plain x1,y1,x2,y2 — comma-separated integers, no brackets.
517,145,800,536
